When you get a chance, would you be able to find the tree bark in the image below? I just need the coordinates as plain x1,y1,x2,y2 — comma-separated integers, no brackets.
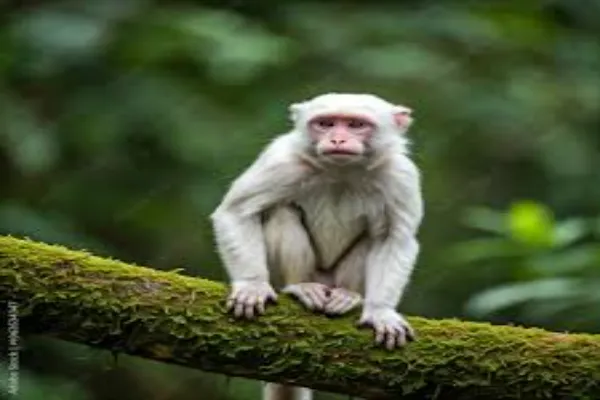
0,235,599,399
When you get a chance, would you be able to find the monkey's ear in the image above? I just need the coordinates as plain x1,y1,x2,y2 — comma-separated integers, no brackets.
288,103,305,123
392,105,413,131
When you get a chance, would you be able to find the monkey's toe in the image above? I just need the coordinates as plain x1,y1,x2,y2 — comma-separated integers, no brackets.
324,288,362,315
282,282,330,311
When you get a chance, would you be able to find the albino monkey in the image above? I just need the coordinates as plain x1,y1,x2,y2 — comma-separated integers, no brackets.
211,93,423,400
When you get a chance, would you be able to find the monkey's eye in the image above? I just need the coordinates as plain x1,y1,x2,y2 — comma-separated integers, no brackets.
316,119,335,129
348,119,367,129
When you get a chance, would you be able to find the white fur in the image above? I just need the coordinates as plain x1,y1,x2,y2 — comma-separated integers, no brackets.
264,383,312,400
263,206,316,286
211,93,423,399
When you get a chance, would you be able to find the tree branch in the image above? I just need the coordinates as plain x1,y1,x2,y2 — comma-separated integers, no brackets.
0,236,599,399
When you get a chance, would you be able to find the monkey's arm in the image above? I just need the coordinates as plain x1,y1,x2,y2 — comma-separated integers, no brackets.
361,158,423,349
211,136,309,318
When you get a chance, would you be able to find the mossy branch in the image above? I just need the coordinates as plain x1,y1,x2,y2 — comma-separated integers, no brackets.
0,236,599,399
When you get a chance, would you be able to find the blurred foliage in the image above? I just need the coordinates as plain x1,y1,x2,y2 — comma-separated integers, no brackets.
1,0,600,398
451,201,600,331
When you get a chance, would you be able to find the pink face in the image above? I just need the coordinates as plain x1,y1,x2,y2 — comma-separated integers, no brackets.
308,113,376,159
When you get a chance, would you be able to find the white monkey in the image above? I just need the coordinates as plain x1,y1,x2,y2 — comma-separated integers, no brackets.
211,93,423,400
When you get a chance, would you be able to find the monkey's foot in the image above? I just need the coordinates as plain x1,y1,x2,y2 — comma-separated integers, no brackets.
358,307,415,350
227,280,278,319
324,288,362,315
282,282,330,311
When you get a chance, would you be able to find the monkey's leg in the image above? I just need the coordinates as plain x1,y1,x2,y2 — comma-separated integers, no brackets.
263,206,316,400
324,238,368,315
263,206,329,311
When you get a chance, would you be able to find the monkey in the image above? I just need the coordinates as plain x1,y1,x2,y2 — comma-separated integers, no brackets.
211,93,423,400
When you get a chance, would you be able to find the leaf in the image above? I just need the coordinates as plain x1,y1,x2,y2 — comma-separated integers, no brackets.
461,206,506,234
445,238,523,265
466,278,581,316
10,10,107,75
528,245,600,276
552,218,589,247
0,94,58,175
172,10,291,82
508,201,555,248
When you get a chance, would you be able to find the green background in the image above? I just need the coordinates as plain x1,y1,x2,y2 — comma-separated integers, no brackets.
1,0,600,398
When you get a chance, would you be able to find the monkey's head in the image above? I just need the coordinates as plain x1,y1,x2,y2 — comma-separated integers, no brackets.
289,93,413,164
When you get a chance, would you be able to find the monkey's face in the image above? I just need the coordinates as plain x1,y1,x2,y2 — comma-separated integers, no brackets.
307,113,375,163
290,93,414,164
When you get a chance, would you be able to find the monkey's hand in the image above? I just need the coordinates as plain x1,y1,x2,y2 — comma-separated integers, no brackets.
227,280,278,319
282,282,330,312
358,307,415,349
324,288,362,315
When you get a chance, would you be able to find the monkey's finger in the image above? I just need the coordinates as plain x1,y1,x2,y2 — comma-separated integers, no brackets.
357,315,370,327
394,327,408,348
292,290,316,310
227,294,247,312
404,324,416,342
226,298,236,311
229,287,240,297
234,302,246,318
325,294,353,314
373,323,385,345
350,295,362,308
324,298,345,314
244,296,259,319
226,289,240,310
337,296,361,314
310,285,329,305
245,295,257,306
383,325,399,350
244,304,257,319
234,291,248,307
305,288,326,310
301,292,321,310
266,291,278,303
256,296,267,314
344,293,361,310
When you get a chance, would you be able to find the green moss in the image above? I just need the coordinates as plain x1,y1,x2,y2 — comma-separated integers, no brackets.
1,235,600,399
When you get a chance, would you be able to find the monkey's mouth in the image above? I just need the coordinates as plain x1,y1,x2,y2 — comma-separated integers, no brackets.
322,149,360,156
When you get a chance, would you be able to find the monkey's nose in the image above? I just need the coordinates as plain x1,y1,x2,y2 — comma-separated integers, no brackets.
330,139,346,145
